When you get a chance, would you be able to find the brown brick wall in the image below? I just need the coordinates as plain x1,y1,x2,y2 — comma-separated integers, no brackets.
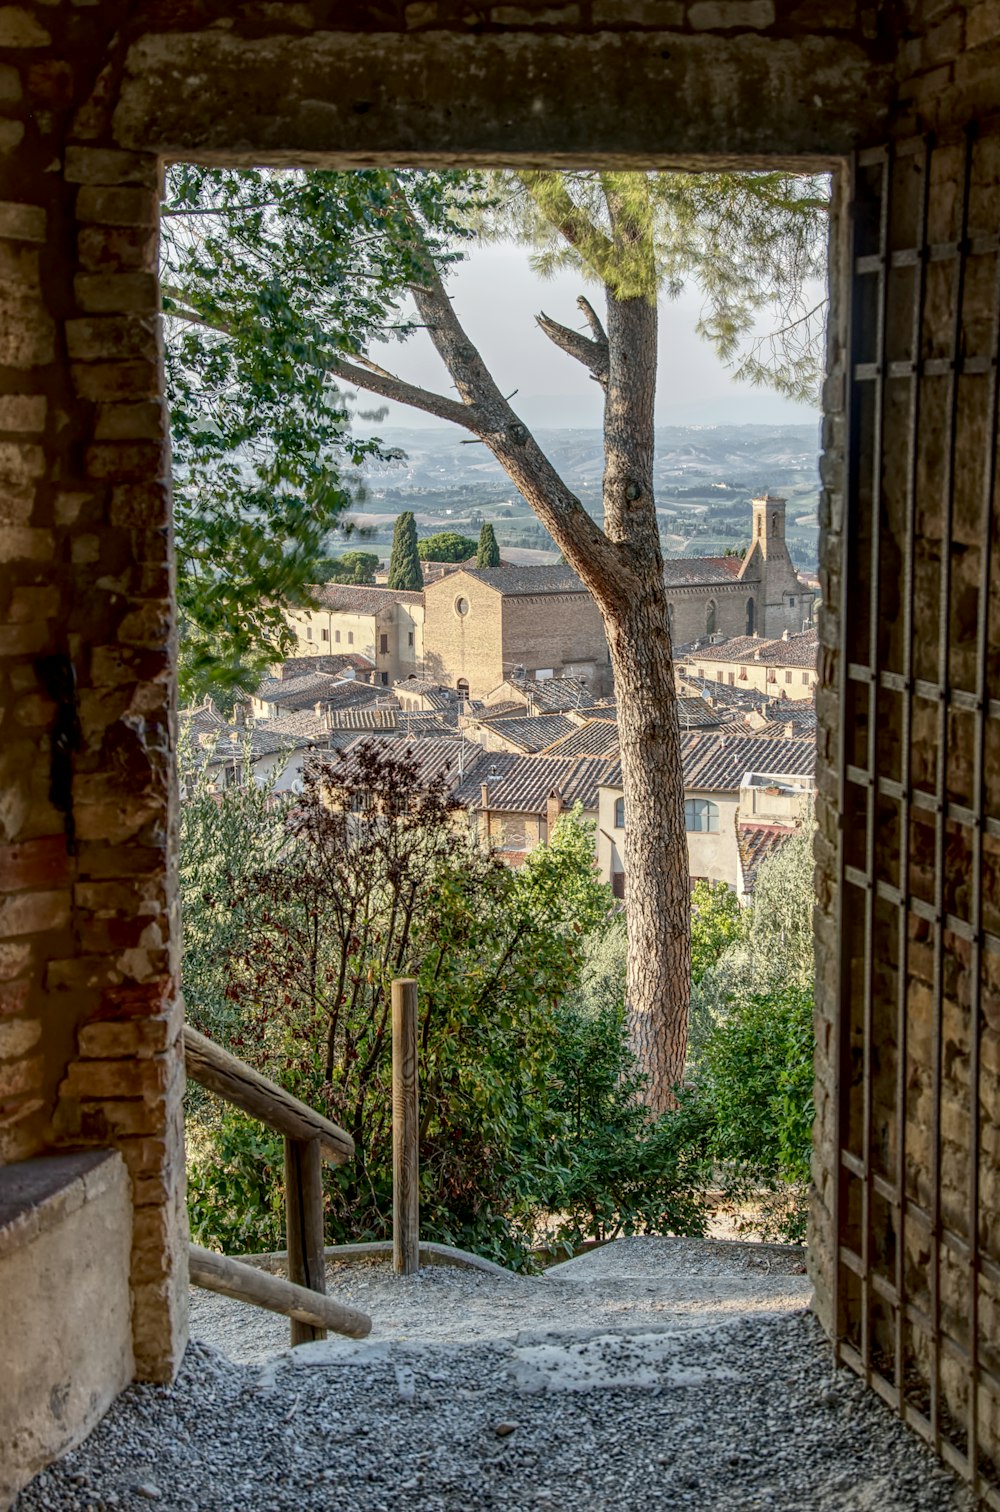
423,573,504,694
502,593,611,694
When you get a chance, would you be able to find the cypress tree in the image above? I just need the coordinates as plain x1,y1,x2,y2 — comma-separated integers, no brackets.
387,511,423,590
476,521,501,568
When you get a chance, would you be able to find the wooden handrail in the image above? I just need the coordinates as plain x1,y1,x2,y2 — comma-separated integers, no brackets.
189,1245,371,1339
183,1026,354,1166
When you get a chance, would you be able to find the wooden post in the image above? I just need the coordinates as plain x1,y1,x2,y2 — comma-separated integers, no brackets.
189,1245,370,1339
285,1135,326,1345
392,977,420,1276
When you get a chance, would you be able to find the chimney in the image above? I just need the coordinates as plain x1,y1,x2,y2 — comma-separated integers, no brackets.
782,628,790,640
545,790,563,834
480,781,489,810
785,722,794,738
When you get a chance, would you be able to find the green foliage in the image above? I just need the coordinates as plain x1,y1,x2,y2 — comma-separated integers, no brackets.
319,550,380,584
546,1001,711,1248
688,829,816,1242
417,531,477,562
482,169,829,401
186,1107,285,1253
476,520,501,567
576,910,627,1020
386,510,424,590
695,985,814,1243
162,167,479,699
690,880,743,986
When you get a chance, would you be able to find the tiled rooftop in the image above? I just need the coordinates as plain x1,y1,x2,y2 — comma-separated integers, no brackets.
308,583,424,611
602,730,816,794
682,631,819,668
456,754,613,815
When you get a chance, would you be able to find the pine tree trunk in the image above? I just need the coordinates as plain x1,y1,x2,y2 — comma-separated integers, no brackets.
598,282,690,1111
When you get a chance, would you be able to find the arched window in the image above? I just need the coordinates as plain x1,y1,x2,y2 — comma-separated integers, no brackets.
685,798,719,833
705,600,716,637
746,597,755,636
613,796,625,829
457,678,470,698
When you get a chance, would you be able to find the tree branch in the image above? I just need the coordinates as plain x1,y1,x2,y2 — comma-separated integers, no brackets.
535,307,609,389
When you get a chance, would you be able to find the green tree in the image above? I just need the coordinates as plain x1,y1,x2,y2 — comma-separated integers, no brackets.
314,170,825,1109
417,531,477,561
476,520,501,567
319,550,380,584
160,167,475,700
386,510,424,590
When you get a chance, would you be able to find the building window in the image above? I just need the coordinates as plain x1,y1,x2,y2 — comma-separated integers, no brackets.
457,678,470,698
746,597,755,636
321,628,329,642
614,797,625,829
802,672,810,685
789,596,796,607
380,633,388,655
408,631,414,647
612,871,626,900
728,671,735,685
785,669,793,683
706,599,717,637
455,596,469,617
335,630,341,644
685,798,719,833
306,626,313,640
380,672,389,686
717,670,724,683
348,632,354,645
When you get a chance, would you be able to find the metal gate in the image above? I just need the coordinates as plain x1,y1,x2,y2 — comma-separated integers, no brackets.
835,124,1000,1503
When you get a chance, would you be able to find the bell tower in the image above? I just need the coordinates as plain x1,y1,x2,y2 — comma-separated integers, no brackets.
751,493,787,558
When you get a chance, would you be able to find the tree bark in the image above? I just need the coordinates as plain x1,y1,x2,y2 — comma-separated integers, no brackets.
326,189,690,1110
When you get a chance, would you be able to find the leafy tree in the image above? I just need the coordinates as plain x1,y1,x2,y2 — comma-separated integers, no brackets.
386,510,424,590
189,747,611,1266
690,880,743,986
160,167,474,700
314,170,825,1109
476,520,501,567
417,531,477,561
318,550,381,584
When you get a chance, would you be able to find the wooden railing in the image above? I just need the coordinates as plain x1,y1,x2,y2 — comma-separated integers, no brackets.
184,1025,371,1343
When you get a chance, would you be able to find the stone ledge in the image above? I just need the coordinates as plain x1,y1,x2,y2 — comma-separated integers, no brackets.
0,1148,119,1261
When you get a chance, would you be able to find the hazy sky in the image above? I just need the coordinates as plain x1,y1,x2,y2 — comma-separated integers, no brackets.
365,243,822,434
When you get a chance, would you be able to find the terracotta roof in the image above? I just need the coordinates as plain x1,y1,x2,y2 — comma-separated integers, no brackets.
456,754,612,814
476,713,578,753
663,556,747,587
398,709,461,734
738,821,801,891
541,719,620,759
326,734,482,790
675,675,773,712
308,583,423,611
267,710,329,741
257,673,387,714
328,708,400,731
676,697,724,730
450,564,588,596
683,631,819,668
278,653,375,679
602,730,816,794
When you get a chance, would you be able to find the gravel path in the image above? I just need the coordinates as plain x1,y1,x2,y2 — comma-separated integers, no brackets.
14,1239,976,1512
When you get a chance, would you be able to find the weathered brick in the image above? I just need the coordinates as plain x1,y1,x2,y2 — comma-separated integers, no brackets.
0,975,29,1013
0,296,56,366
0,1053,43,1099
65,315,159,363
94,402,165,442
5,583,60,621
0,394,46,432
0,439,44,481
0,525,53,560
0,7,52,46
0,120,24,153
77,224,158,273
85,441,165,481
60,1055,170,1100
64,146,160,187
0,888,71,937
70,360,160,401
109,481,171,527
0,200,45,241
74,185,159,228
687,0,774,24
593,0,683,22
77,1018,176,1059
74,271,160,314
0,1016,40,1058
0,63,21,101
0,836,68,890
53,490,93,525
968,0,1000,48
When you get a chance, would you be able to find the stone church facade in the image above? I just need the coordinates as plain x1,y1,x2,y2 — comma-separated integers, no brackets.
665,493,817,650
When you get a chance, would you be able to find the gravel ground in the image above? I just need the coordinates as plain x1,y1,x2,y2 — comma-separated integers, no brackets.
187,1235,814,1364
14,1239,976,1512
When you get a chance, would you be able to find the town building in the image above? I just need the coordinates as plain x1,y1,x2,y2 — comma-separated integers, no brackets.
456,753,611,865
678,630,820,700
597,732,816,896
287,584,424,686
421,564,613,698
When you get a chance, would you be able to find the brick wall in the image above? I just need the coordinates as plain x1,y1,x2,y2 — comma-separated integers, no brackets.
423,573,505,695
502,593,611,693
